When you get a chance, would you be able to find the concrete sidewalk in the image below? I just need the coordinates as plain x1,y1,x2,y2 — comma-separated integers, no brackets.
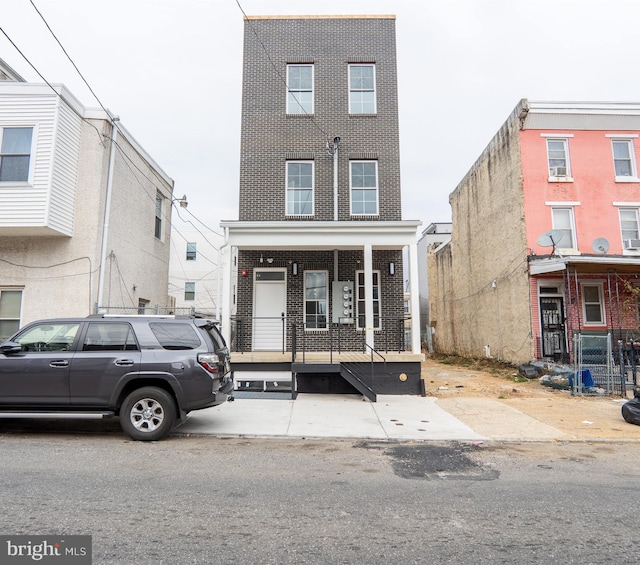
175,393,586,442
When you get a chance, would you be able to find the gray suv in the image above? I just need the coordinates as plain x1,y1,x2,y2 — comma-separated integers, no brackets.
0,316,233,440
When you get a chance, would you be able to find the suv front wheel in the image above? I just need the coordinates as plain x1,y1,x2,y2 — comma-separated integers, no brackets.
120,387,177,441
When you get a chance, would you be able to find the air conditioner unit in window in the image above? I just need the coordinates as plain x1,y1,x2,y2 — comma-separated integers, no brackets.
549,166,568,177
625,239,640,250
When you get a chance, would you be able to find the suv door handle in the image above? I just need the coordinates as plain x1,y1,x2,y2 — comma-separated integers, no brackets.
115,359,134,366
50,360,69,367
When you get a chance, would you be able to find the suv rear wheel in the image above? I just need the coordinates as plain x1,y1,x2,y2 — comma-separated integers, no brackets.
120,387,176,441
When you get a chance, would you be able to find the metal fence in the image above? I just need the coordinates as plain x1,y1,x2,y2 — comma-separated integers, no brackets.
572,333,627,396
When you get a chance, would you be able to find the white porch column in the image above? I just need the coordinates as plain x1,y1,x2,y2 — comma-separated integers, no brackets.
363,243,374,349
408,241,421,354
221,243,234,346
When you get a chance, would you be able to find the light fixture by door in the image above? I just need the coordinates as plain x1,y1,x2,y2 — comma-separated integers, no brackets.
292,262,298,276
389,262,395,275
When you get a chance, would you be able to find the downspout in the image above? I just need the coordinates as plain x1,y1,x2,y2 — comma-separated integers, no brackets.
96,117,119,312
332,136,340,221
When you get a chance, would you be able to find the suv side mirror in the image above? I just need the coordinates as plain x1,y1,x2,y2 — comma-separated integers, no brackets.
0,341,22,354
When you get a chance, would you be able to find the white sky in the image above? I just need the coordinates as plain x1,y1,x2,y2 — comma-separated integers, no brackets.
2,0,639,236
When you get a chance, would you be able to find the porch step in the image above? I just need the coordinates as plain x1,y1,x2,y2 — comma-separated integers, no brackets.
292,363,340,373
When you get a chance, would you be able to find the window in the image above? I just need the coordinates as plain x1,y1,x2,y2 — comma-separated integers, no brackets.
620,208,640,248
149,322,202,350
547,138,570,177
582,284,605,325
0,289,22,341
137,299,149,315
286,161,314,215
304,271,327,329
287,64,313,114
349,64,376,114
82,323,138,351
612,139,636,178
0,127,33,182
356,271,381,330
185,282,195,301
186,242,197,261
155,193,163,240
14,322,79,352
350,161,378,215
551,207,576,249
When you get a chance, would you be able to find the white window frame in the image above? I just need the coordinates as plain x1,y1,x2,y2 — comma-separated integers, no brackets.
286,161,314,216
348,64,376,114
610,138,638,181
0,288,23,341
186,242,197,261
356,270,381,330
551,207,577,250
0,126,35,184
619,207,640,250
286,64,314,114
304,270,328,330
581,282,605,326
350,160,379,216
545,137,572,180
185,281,195,301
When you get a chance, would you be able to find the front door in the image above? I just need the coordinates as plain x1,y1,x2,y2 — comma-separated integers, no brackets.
540,297,567,361
253,270,286,351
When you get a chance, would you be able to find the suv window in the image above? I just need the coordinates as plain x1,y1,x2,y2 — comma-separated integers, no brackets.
14,322,79,352
149,322,202,350
82,323,138,351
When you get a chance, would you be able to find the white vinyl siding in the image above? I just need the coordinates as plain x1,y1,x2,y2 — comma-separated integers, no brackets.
0,90,81,236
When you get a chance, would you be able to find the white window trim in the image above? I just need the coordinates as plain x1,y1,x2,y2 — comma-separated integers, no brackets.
285,160,314,217
551,206,579,253
610,138,639,182
184,281,195,301
581,282,606,326
286,64,314,115
355,270,381,331
0,287,23,340
349,160,379,217
545,137,573,182
617,207,640,253
0,125,37,186
348,63,377,115
304,270,328,331
154,193,164,241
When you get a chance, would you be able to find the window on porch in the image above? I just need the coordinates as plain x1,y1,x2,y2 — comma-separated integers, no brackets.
304,271,327,329
581,283,605,325
356,270,381,330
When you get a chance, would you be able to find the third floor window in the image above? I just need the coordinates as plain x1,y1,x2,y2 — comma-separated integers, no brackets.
287,64,313,114
186,242,197,261
612,139,637,178
349,64,376,114
546,138,570,178
0,127,33,183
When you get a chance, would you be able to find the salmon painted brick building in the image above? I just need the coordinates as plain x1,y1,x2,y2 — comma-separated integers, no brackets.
430,100,640,365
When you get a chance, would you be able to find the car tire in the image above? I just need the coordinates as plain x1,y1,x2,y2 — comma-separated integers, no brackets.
119,387,176,441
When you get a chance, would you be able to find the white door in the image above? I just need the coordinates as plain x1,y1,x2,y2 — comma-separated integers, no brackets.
253,270,286,351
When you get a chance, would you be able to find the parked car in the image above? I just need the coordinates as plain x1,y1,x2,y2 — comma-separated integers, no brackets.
0,315,233,440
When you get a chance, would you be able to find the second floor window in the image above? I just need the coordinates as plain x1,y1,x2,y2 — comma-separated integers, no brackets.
547,138,570,178
612,139,636,178
349,64,376,114
286,161,313,215
620,208,640,248
551,207,576,249
0,127,33,182
186,242,197,261
287,64,313,114
185,282,195,301
155,193,163,240
350,161,378,216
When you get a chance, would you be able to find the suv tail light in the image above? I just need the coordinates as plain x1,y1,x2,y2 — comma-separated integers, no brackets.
198,353,220,374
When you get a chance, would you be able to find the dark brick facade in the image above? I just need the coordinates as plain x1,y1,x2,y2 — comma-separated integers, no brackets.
239,16,401,222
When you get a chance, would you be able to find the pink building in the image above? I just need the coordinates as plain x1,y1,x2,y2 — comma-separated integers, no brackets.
430,101,640,366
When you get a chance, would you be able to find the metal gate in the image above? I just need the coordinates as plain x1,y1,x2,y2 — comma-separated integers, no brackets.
573,333,625,396
540,297,567,361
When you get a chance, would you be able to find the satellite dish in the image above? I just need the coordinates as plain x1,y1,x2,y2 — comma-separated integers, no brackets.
592,237,610,255
536,229,563,248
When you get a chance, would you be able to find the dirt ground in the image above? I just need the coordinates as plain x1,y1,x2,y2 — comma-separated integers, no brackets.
422,355,640,441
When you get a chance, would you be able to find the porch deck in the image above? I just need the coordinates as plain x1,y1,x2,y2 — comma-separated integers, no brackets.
230,351,425,364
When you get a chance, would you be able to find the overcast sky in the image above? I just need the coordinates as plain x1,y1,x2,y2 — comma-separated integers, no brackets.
2,0,639,236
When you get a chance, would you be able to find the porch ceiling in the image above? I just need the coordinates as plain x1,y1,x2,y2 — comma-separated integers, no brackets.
530,254,640,275
220,220,422,249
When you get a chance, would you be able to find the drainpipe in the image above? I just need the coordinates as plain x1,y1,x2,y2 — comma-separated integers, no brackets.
96,117,119,312
332,136,340,221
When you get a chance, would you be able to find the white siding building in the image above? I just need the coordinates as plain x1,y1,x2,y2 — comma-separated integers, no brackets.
0,60,174,338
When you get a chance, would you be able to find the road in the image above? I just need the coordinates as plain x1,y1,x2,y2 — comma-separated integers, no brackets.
1,429,639,564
